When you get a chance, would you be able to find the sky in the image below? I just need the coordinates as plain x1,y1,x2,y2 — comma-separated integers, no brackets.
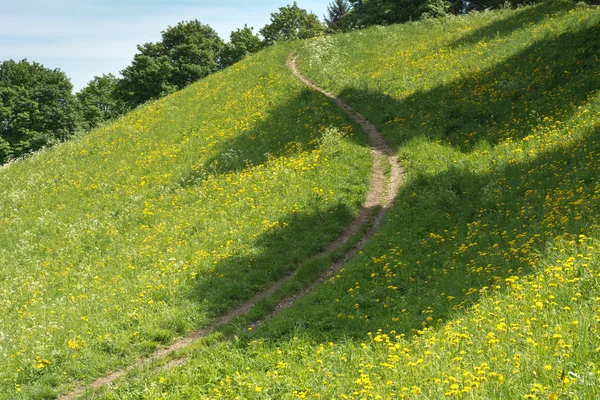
0,1,329,92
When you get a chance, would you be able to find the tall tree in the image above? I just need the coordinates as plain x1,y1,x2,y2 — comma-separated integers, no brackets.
324,0,352,32
221,25,263,68
117,20,224,108
77,74,129,130
260,2,324,45
0,59,80,163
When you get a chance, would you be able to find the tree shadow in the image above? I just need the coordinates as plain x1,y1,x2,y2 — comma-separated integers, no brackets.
251,121,599,342
188,203,360,317
241,20,600,342
178,88,365,186
177,85,373,317
449,0,573,48
340,22,600,153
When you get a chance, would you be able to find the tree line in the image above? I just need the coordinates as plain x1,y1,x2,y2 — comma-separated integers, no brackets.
0,0,542,164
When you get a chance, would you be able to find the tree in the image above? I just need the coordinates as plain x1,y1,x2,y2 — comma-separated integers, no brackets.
161,20,224,88
117,20,224,108
0,59,80,163
116,44,175,107
464,0,533,12
77,74,129,130
260,2,324,45
347,0,449,27
221,25,263,68
324,0,352,32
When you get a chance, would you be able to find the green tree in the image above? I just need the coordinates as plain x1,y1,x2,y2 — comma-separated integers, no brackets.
0,59,80,163
117,20,224,108
221,25,263,68
116,43,175,107
324,0,353,32
348,0,449,27
260,2,324,45
77,74,129,130
464,0,534,11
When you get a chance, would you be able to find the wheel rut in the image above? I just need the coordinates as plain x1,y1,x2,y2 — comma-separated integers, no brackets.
58,53,403,400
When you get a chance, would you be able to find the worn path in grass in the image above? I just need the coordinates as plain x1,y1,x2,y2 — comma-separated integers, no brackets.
59,53,404,400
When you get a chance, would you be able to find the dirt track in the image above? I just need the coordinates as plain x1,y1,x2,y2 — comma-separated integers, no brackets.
58,53,404,400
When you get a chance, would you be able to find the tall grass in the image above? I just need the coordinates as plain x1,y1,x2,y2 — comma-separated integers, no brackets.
91,2,600,399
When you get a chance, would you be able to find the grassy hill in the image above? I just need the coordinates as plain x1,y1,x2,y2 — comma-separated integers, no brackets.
0,44,374,398
87,1,600,399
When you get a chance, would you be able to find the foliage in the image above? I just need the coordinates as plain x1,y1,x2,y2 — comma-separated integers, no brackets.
0,59,80,164
465,0,538,11
0,44,372,399
76,74,129,130
324,0,353,32
260,2,324,45
91,2,600,399
221,25,263,68
116,43,175,107
117,20,224,107
347,0,450,26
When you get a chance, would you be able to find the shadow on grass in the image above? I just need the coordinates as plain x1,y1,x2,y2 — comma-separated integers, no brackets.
251,121,599,342
243,20,600,342
343,22,600,153
449,0,574,48
177,85,372,317
183,12,599,343
189,203,358,317
179,88,365,186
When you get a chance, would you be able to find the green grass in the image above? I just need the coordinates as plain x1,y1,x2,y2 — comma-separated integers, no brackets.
0,44,373,398
88,1,600,399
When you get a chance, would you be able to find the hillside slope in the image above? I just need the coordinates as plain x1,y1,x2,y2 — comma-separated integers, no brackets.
92,1,600,399
0,45,374,398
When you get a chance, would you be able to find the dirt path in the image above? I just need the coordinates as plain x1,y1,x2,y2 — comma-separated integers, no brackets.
249,56,404,326
58,53,403,400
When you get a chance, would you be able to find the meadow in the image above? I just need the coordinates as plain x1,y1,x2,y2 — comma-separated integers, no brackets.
0,44,374,398
88,1,600,399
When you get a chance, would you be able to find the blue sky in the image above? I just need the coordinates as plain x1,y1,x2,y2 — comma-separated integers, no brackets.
0,1,329,92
